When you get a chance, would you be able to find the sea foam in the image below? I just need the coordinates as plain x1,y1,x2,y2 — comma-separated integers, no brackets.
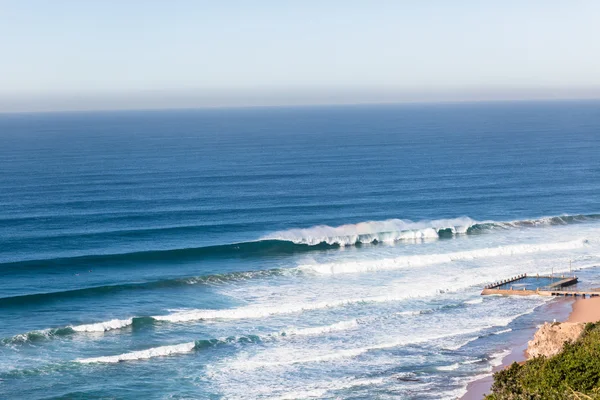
72,318,134,333
299,238,587,274
74,319,360,363
263,217,477,246
77,342,196,363
227,325,491,371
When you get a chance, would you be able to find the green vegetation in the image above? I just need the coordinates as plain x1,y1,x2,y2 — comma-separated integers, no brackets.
485,322,600,399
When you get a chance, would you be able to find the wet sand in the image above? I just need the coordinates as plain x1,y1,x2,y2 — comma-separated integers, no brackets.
567,296,600,323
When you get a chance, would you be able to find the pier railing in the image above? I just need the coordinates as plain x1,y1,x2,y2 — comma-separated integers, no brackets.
484,274,527,290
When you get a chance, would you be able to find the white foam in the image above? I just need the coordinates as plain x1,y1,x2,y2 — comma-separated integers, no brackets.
438,306,537,351
228,326,490,370
462,358,485,365
395,310,426,316
464,298,483,305
443,374,490,400
74,319,361,364
153,296,403,323
446,349,511,400
94,277,543,329
266,377,385,400
77,342,196,363
437,362,460,371
282,319,359,337
489,349,512,369
299,239,587,274
263,217,477,246
443,335,482,351
58,268,549,335
267,388,328,400
71,318,133,332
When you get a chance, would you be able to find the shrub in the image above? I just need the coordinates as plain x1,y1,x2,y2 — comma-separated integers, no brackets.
485,323,600,399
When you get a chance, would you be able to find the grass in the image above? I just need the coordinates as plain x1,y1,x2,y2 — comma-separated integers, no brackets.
485,322,600,399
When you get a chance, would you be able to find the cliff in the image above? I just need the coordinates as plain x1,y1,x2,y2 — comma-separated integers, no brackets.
526,321,585,359
485,322,600,399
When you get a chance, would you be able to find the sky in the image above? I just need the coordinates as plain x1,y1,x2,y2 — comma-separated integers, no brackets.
1,0,600,112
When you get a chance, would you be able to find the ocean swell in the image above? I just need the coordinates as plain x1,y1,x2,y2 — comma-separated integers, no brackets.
2,214,598,273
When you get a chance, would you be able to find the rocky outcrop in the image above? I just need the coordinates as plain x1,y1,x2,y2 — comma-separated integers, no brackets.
527,322,585,359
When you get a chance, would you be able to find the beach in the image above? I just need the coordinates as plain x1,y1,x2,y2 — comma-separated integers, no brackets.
567,296,600,323
462,296,600,399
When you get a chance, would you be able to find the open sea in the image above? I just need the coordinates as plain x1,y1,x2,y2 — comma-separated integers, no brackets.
1,101,600,399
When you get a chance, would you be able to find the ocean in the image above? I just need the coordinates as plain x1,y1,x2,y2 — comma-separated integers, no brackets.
1,101,599,399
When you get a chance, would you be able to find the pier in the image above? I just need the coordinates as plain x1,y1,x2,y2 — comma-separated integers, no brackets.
481,273,599,297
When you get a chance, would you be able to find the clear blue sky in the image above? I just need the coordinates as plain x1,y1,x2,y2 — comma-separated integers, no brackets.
1,0,599,111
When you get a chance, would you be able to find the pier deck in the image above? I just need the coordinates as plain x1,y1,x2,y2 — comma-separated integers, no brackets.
481,274,598,297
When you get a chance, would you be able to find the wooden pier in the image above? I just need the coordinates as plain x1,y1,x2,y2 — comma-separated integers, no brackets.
481,273,599,297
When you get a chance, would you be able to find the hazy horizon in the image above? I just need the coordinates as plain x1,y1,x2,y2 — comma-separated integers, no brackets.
2,87,600,114
2,1,600,112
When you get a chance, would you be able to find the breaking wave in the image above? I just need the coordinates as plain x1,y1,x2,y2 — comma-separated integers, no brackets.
3,233,590,309
76,320,360,364
0,327,75,345
3,316,361,347
262,217,477,246
3,214,597,274
299,238,588,274
72,318,135,333
226,326,494,371
78,306,523,366
77,342,197,364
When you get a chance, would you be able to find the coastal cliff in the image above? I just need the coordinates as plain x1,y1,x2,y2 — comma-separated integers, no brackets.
526,321,585,358
485,321,600,399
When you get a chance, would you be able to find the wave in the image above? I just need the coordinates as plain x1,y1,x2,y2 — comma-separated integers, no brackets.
266,377,385,400
488,349,512,369
299,238,588,274
281,319,360,337
3,232,591,309
262,217,477,246
471,214,600,232
227,326,492,371
444,348,513,400
0,240,323,274
149,293,469,326
464,298,484,305
437,363,460,371
0,268,295,308
77,342,197,364
151,298,387,324
264,213,600,246
0,265,545,342
4,213,597,273
4,316,360,348
75,319,360,364
71,318,135,333
0,327,75,345
441,306,541,351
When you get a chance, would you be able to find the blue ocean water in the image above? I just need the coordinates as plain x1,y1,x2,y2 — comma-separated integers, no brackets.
1,101,600,399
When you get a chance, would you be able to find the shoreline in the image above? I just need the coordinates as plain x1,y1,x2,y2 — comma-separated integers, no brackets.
462,296,600,399
460,298,573,400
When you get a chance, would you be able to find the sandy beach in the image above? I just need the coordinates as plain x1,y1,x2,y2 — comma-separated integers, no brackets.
567,296,600,323
461,296,600,400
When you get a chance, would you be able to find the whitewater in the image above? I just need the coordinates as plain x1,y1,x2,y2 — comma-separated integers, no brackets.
2,102,600,399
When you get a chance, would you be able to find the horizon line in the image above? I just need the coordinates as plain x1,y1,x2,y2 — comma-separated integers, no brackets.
2,95,600,116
